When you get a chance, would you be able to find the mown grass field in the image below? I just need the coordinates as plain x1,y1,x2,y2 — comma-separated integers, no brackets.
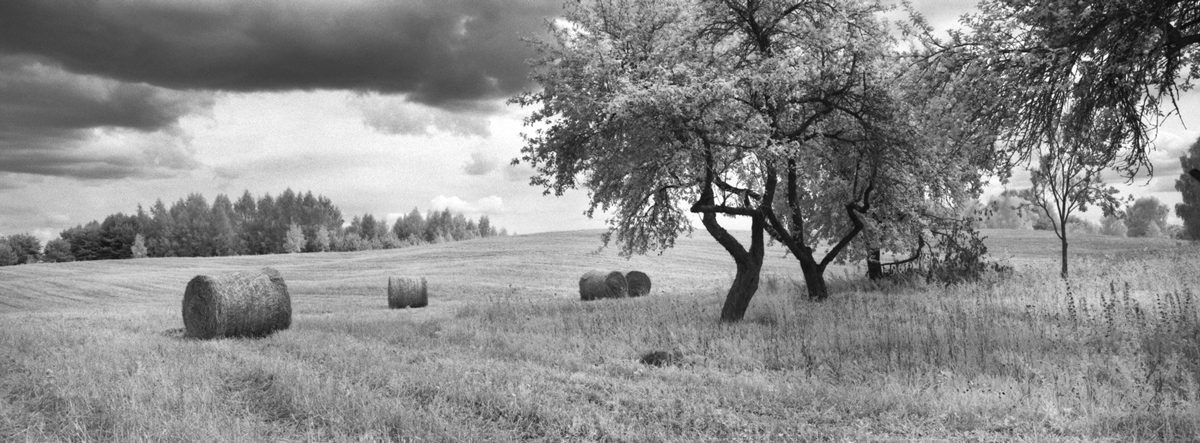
1,229,1198,441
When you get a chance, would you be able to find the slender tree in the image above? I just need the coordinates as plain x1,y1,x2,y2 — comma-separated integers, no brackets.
1026,131,1121,278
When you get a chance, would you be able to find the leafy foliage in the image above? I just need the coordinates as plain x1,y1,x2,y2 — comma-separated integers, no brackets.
1126,197,1170,238
41,238,73,263
3,233,42,264
964,0,1200,176
0,240,16,266
1175,136,1200,240
131,234,148,259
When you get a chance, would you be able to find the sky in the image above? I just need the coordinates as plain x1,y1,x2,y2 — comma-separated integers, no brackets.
0,0,1196,245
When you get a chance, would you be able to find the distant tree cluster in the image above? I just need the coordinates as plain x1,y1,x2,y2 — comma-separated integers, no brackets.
977,190,1180,239
0,189,505,266
0,234,42,266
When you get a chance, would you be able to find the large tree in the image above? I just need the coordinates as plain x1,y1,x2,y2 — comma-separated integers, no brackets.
517,0,975,318
517,0,773,321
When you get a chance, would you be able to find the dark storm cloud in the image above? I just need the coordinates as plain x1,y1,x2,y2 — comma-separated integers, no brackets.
0,0,560,110
0,56,211,179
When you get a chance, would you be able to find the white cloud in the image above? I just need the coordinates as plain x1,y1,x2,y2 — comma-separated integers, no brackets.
463,151,500,175
430,194,504,215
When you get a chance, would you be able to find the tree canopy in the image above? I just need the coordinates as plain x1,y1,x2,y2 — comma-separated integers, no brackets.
517,0,1001,320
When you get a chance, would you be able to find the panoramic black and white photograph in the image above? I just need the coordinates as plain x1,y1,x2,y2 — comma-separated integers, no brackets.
2,0,1200,440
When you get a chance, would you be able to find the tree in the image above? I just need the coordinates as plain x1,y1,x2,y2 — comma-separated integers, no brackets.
4,233,42,264
1125,196,1169,237
516,0,939,319
131,234,148,258
1175,136,1200,239
1025,131,1121,278
517,0,763,320
359,214,378,241
147,199,175,257
393,208,424,241
172,194,214,256
98,213,139,259
1100,214,1127,237
60,222,102,261
283,223,305,253
984,193,1031,230
966,0,1200,177
0,241,16,266
477,215,494,237
42,238,74,263
211,194,240,256
313,225,331,252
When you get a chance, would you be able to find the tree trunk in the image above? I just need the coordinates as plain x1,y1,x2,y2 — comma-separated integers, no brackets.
697,204,765,322
1060,234,1068,279
797,249,829,300
721,257,762,322
866,248,883,280
718,214,766,322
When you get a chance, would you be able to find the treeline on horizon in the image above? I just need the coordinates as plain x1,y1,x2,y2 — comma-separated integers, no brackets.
0,189,505,265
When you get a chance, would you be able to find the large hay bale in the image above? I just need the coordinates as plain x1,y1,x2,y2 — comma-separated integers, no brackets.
182,268,291,339
579,270,627,301
626,271,651,297
388,277,428,309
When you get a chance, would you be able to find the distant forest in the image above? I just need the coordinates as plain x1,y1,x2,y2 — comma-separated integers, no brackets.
1,189,504,265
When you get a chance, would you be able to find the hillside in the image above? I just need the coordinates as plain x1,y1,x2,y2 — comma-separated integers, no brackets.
0,230,800,314
0,228,1189,314
2,229,1198,441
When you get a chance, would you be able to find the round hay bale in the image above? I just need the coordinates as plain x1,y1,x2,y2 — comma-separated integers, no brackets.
579,270,627,301
388,277,428,309
182,267,291,339
626,271,651,297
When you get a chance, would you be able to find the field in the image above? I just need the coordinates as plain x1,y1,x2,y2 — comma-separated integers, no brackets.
1,229,1199,441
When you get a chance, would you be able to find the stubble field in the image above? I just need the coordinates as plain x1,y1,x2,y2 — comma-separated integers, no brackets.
1,229,1198,441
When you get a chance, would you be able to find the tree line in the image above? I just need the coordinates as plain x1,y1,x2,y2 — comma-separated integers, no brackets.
981,192,1177,239
0,189,505,265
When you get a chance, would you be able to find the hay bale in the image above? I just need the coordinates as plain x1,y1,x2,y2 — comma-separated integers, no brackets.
181,268,291,339
626,271,651,297
579,270,627,301
388,277,428,309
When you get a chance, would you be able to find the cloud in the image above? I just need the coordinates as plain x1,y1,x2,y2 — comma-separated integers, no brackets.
463,151,500,175
503,161,537,182
0,56,211,180
0,0,559,110
351,94,490,137
430,195,504,214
